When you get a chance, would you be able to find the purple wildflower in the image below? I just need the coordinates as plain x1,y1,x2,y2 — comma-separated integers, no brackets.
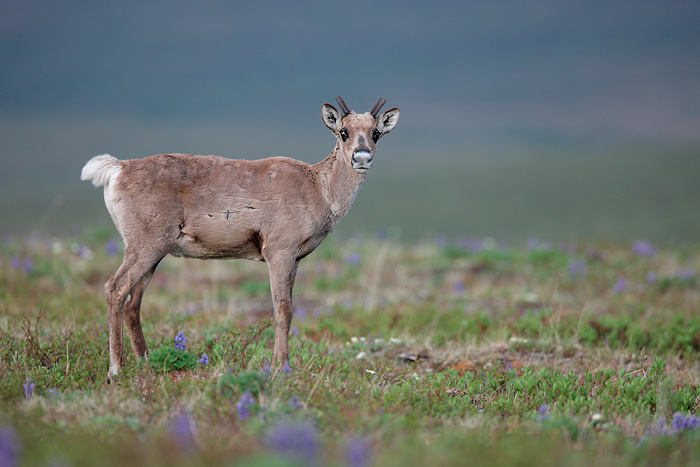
453,280,465,294
105,239,120,256
266,421,318,463
289,395,303,409
345,253,362,266
568,259,588,279
282,361,292,374
612,277,627,295
676,269,696,281
23,258,33,274
527,238,551,251
78,244,92,259
48,388,60,397
236,391,256,420
345,437,372,467
537,404,550,421
456,237,483,253
646,271,657,284
199,353,209,365
0,426,21,467
290,327,299,337
23,378,34,400
170,411,197,452
435,235,448,248
11,257,21,270
632,240,656,257
262,360,272,374
174,331,187,351
294,305,307,320
672,413,700,432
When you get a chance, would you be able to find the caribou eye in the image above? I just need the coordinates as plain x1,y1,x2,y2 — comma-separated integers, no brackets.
339,128,349,142
372,129,382,143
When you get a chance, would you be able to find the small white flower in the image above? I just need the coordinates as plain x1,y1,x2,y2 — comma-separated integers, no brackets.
389,338,402,344
523,292,539,303
365,369,376,374
412,372,420,380
351,337,359,343
509,337,529,344
356,352,367,359
359,337,366,342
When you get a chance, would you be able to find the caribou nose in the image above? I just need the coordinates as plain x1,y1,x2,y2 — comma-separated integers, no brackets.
352,149,373,168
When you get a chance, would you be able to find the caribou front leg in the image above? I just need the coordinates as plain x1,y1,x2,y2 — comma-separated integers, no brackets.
266,256,300,370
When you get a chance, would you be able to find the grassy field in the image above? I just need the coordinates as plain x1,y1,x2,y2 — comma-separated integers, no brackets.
1,229,700,466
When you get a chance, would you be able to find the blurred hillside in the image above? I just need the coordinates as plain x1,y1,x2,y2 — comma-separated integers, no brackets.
1,1,698,243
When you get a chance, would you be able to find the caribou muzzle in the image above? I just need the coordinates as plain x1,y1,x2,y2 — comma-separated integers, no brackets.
351,149,373,173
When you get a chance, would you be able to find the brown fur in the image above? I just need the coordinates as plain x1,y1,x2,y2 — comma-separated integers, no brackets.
81,99,400,381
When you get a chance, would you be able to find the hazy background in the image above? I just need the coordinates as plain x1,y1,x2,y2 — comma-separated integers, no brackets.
2,0,699,244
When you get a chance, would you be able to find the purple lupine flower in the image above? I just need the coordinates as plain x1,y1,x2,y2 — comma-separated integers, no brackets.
78,244,92,259
181,304,198,316
174,331,187,351
345,253,362,266
48,388,60,397
282,361,292,374
294,305,307,320
672,413,700,432
170,411,197,452
262,360,272,374
105,239,120,256
527,238,551,251
456,237,483,253
612,277,627,295
199,353,209,365
290,327,299,337
435,235,448,248
646,271,657,284
266,421,318,463
289,395,303,409
345,437,372,467
676,269,696,281
11,257,21,270
23,378,34,400
236,391,256,420
632,240,656,257
23,258,33,274
537,404,550,421
453,280,465,294
0,426,21,467
568,259,588,279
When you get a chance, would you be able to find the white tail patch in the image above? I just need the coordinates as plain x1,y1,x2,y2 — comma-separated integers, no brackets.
81,154,122,187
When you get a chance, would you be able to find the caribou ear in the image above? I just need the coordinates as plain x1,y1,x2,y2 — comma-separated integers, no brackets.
377,108,400,134
322,104,342,132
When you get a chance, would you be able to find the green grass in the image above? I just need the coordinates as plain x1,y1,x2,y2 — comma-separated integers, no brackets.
1,233,700,466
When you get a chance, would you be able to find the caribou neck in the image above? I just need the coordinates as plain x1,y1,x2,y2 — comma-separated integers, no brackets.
314,143,367,224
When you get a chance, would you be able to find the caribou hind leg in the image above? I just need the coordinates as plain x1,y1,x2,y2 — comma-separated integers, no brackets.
104,247,168,382
123,261,160,360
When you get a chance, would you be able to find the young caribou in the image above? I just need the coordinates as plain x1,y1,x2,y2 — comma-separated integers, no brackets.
81,97,400,381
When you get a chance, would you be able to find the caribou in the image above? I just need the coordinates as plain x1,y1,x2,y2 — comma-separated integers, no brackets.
81,97,400,381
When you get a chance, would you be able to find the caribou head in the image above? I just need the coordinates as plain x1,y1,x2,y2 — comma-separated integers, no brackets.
321,96,400,174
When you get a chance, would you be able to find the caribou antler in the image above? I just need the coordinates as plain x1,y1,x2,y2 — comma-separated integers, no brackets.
370,98,386,118
335,96,352,117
